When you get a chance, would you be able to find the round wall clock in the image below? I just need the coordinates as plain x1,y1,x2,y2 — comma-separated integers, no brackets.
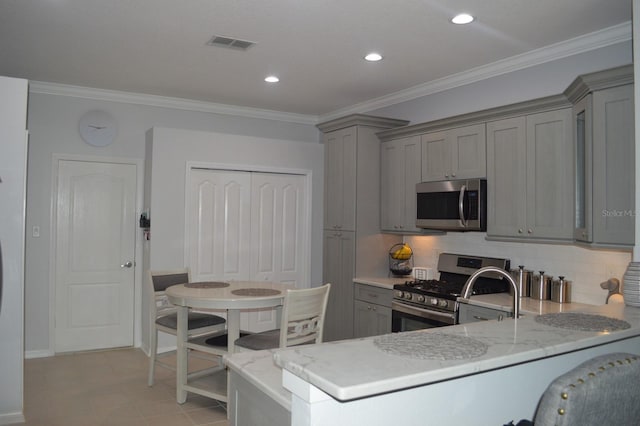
79,110,118,147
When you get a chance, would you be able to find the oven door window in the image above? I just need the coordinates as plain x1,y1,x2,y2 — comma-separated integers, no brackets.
392,303,455,332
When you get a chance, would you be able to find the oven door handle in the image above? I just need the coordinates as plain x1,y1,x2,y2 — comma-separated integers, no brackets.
392,301,456,325
458,184,468,227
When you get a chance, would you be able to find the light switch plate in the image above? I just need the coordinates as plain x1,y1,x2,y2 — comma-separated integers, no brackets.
413,267,434,280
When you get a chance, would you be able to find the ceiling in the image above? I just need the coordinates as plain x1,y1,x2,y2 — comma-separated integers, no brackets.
0,0,632,118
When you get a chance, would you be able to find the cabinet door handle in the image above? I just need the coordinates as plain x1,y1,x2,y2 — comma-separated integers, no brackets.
518,229,523,234
473,315,489,321
527,229,533,234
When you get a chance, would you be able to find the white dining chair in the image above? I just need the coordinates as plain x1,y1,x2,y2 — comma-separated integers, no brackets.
234,283,331,351
147,268,227,386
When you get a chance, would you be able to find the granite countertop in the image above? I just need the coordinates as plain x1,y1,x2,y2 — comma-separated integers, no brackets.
353,276,400,289
272,303,640,401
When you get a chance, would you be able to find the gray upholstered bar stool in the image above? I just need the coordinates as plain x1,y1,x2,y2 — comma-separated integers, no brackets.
532,352,640,425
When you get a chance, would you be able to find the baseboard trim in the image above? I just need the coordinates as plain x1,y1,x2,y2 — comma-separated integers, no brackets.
0,411,25,425
25,349,54,359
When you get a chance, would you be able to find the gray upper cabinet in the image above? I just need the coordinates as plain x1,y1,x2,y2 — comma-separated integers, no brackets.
380,135,421,233
421,123,487,182
565,65,635,247
487,108,573,240
324,126,357,232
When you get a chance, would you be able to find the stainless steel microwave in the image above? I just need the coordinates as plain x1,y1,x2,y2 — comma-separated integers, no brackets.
415,179,487,231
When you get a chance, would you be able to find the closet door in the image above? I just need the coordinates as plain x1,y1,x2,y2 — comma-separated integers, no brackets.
187,169,251,281
187,168,308,332
248,172,307,332
250,172,306,286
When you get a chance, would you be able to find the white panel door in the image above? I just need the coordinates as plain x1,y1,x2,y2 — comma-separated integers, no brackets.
55,160,137,352
187,169,251,281
248,173,306,332
250,172,306,285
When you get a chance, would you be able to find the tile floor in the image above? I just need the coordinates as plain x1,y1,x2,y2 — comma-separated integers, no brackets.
18,348,229,426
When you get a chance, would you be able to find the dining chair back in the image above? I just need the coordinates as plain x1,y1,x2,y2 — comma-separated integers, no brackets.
234,283,331,351
533,352,640,425
147,268,226,386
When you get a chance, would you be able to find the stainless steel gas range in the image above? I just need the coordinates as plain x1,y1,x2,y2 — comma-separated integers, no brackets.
392,253,511,332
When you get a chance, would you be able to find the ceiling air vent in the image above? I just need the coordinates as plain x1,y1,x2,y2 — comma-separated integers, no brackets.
206,35,255,51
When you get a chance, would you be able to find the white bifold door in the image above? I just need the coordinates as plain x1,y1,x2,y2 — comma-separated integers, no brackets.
187,169,308,332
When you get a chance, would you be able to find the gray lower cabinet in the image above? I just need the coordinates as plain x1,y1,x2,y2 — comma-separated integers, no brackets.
323,230,356,341
457,303,512,324
228,369,290,426
486,108,573,241
353,283,392,338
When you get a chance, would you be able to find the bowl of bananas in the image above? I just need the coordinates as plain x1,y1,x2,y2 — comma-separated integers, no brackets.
389,243,413,276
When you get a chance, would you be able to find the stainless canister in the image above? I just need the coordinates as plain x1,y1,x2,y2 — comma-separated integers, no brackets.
531,271,552,300
551,276,571,303
509,265,532,298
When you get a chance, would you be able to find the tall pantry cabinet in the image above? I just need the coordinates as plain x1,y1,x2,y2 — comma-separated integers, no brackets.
318,115,408,342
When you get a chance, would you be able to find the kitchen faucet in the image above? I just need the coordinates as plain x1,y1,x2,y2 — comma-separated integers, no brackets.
461,266,520,319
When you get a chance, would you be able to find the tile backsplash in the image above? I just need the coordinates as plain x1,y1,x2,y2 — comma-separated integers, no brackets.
405,233,632,306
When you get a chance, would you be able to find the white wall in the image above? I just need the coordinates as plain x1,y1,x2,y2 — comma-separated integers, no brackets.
368,41,634,306
24,92,320,356
0,76,28,424
144,127,324,353
145,127,324,275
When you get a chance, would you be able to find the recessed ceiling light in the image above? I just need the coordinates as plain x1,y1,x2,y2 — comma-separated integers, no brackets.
451,13,474,24
364,53,383,62
265,75,280,83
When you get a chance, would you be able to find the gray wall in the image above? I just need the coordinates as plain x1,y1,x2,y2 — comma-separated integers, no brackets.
368,41,633,124
24,93,320,356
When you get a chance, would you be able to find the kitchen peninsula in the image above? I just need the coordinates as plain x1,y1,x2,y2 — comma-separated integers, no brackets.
226,302,640,425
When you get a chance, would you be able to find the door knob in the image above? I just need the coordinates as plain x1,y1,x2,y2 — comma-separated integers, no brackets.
120,261,133,268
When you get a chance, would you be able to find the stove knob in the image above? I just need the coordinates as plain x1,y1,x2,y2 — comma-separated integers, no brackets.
416,295,425,303
438,300,448,308
404,293,412,300
430,298,439,306
394,290,404,299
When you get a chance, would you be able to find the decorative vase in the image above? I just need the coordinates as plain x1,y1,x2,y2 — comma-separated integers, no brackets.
622,261,640,307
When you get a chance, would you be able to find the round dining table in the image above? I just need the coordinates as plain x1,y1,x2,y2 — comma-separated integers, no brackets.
166,280,292,403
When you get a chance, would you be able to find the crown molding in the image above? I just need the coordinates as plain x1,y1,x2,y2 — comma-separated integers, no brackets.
320,22,632,122
28,81,319,125
316,114,409,133
563,64,634,103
